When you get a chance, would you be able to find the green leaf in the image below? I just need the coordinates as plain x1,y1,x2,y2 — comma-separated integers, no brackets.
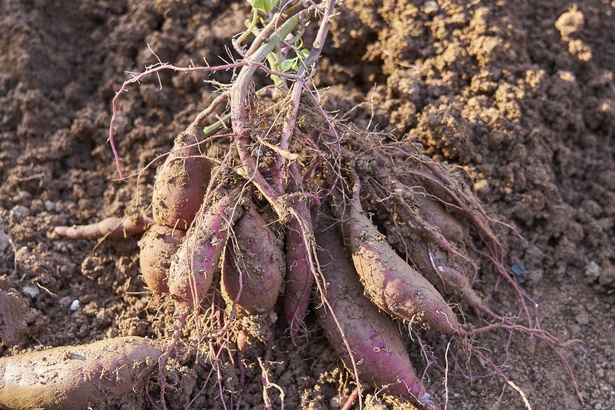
299,49,310,59
248,0,277,13
280,58,298,72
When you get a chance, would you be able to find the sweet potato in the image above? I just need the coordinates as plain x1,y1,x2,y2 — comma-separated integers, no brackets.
222,205,284,315
152,129,213,230
315,225,438,409
342,182,462,334
54,215,152,240
413,193,466,244
139,224,186,295
409,242,486,312
283,213,314,345
282,165,315,345
0,336,162,410
168,188,244,309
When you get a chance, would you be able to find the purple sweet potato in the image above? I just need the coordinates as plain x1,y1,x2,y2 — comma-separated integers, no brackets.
168,188,244,309
409,241,486,313
413,193,466,244
315,225,438,409
54,216,152,240
343,187,462,335
282,194,315,345
0,336,162,410
222,205,284,315
139,224,186,295
283,216,313,344
152,129,213,230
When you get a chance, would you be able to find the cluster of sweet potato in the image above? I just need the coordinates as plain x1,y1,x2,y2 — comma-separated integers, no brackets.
0,89,574,409
137,115,472,409
0,0,574,405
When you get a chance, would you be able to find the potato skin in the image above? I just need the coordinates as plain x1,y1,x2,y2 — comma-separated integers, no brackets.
139,224,186,295
282,191,314,345
54,216,152,240
345,198,461,334
414,193,466,243
222,205,284,315
0,337,162,410
152,131,212,230
315,226,435,405
168,188,244,308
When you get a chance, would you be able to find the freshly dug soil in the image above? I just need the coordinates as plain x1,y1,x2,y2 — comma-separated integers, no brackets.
1,1,614,409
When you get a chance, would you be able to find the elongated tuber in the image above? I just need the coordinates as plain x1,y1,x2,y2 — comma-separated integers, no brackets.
316,223,438,409
0,337,162,410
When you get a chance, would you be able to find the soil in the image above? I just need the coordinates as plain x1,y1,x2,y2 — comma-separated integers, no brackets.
1,0,615,409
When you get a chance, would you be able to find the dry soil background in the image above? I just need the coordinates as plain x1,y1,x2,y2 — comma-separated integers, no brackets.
1,0,615,409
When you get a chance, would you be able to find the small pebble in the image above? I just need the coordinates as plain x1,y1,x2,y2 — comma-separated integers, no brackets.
70,299,80,311
585,261,601,280
512,264,529,284
21,285,39,298
473,179,490,196
575,312,590,325
44,201,55,212
424,1,439,15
